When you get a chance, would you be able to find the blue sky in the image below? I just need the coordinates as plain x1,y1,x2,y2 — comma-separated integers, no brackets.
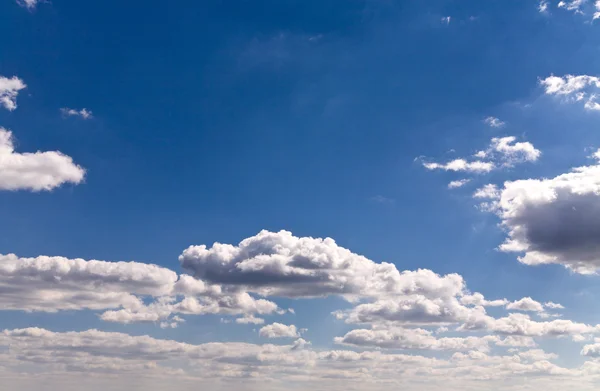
4,0,600,390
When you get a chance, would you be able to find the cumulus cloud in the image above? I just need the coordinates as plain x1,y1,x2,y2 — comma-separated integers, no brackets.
473,184,501,200
506,297,545,313
485,156,600,273
539,0,550,12
448,179,471,189
180,230,466,300
259,323,301,338
483,313,599,337
0,253,279,326
335,327,498,351
0,128,85,191
0,76,26,111
422,136,539,181
541,74,600,111
60,107,93,119
460,293,508,307
236,315,265,324
484,116,505,128
475,137,541,166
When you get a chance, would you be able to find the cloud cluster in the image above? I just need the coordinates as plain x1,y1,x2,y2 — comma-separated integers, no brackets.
259,323,301,338
0,76,26,111
0,253,280,325
422,136,539,179
541,74,600,111
1,327,599,391
0,128,85,191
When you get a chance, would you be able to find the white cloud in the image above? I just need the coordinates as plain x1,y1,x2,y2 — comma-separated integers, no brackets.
0,128,85,191
595,0,600,19
545,302,565,309
484,116,505,128
259,323,301,338
539,0,550,12
335,327,497,351
0,253,280,326
180,230,467,300
473,184,500,200
506,297,545,313
236,315,265,324
489,137,541,165
484,313,599,337
558,0,587,12
486,157,600,273
448,179,471,189
460,293,508,307
60,107,93,120
441,16,451,24
541,74,600,110
0,76,26,111
423,159,495,173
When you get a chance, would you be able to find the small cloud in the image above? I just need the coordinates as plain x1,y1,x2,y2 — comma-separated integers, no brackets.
441,16,451,25
538,0,549,13
448,179,471,189
16,0,40,10
61,107,93,120
0,75,26,111
484,116,505,128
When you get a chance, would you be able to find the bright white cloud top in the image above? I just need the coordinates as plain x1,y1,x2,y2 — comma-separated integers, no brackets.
0,76,26,111
541,74,600,111
0,128,85,191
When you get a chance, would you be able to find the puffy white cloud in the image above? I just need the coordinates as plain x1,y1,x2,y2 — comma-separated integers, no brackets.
448,179,471,189
488,158,600,273
506,297,545,313
0,128,85,191
423,159,494,173
460,293,508,307
484,116,505,128
539,0,550,13
541,74,600,110
259,323,301,338
180,230,466,300
595,0,600,19
236,315,265,324
0,253,279,325
475,137,541,166
0,76,26,111
486,313,599,337
335,295,490,328
60,107,93,119
495,336,537,348
335,327,498,351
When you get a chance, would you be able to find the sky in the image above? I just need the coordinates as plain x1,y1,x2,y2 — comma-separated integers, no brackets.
5,0,600,390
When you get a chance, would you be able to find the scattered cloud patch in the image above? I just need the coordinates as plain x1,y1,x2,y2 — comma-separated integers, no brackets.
506,297,545,313
0,76,26,111
60,107,93,120
541,74,600,111
448,179,471,189
484,116,505,128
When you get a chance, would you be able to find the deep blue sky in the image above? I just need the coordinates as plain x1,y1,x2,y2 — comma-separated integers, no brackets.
3,0,600,362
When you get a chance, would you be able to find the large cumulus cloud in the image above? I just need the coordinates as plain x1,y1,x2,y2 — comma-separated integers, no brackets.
487,156,600,273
